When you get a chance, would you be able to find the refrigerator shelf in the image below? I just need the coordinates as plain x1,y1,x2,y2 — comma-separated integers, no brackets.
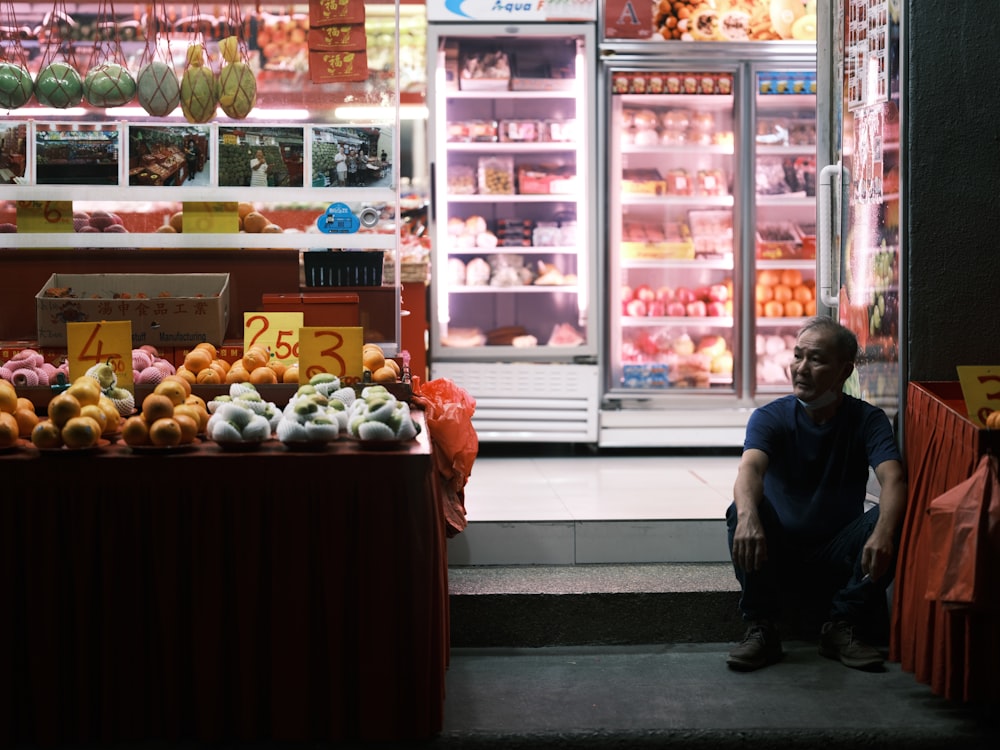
448,285,581,294
756,259,814,270
756,316,810,327
445,143,578,154
621,195,733,207
449,247,581,255
756,194,813,206
622,144,734,156
617,93,734,108
447,89,579,100
621,317,734,327
756,144,816,156
446,193,579,203
622,258,734,271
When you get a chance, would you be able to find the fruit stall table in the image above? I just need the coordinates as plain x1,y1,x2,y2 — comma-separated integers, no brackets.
0,413,449,745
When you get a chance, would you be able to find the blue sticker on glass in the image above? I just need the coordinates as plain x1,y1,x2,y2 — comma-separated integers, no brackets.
317,202,361,234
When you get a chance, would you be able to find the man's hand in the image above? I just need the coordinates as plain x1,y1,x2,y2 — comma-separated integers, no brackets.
732,510,768,572
861,528,895,582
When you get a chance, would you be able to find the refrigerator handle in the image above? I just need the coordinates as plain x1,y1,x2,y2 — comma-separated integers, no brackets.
428,162,436,223
818,163,843,309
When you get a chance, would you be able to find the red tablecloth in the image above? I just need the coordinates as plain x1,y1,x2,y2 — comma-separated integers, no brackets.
891,382,1000,704
0,415,448,745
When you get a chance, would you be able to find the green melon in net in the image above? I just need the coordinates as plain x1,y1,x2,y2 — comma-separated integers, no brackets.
34,61,84,108
180,43,218,123
0,61,33,109
217,36,256,119
136,60,181,116
84,63,137,107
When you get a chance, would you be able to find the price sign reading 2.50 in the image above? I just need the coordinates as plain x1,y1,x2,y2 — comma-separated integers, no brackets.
244,312,304,364
298,326,363,384
65,320,134,389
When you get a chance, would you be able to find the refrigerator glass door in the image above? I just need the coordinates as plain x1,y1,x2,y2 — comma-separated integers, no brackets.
428,25,597,361
607,68,738,394
751,68,818,396
822,0,902,420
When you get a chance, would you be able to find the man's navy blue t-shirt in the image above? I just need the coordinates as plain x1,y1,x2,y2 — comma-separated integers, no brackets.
743,394,901,545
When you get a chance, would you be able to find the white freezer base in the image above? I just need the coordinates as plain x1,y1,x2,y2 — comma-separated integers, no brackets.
429,361,599,443
599,406,752,448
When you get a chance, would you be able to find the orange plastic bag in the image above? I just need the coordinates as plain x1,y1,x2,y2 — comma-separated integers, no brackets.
412,377,478,537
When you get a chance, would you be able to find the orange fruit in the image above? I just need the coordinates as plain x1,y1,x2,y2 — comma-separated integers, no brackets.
16,396,35,412
62,416,101,449
784,300,805,317
0,411,18,448
194,341,218,360
13,407,39,438
174,403,208,434
66,378,101,407
238,202,254,220
242,211,270,233
174,366,197,385
172,413,199,444
163,374,193,397
121,415,150,446
225,364,251,384
196,367,222,384
241,346,270,372
141,393,174,423
31,419,63,449
153,379,188,406
169,211,184,232
0,381,17,414
249,366,278,385
793,285,814,304
266,358,287,380
780,268,803,287
282,363,300,384
184,393,208,413
772,284,793,304
362,348,385,372
212,357,231,373
48,392,82,427
372,366,397,383
149,417,182,447
383,359,400,377
80,404,109,435
183,347,213,374
208,360,228,379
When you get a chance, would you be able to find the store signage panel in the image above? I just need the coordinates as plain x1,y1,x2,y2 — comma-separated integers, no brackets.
957,366,1000,428
66,320,134,389
426,0,597,23
244,312,304,365
603,0,818,42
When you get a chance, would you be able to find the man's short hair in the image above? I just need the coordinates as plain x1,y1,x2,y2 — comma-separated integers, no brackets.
798,316,859,364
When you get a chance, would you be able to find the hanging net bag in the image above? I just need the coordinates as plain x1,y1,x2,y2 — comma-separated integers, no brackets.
135,0,180,116
33,2,84,108
0,1,33,109
216,1,256,119
83,0,137,107
178,1,218,123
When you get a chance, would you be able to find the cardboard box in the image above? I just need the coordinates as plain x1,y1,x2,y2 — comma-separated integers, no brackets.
35,273,230,348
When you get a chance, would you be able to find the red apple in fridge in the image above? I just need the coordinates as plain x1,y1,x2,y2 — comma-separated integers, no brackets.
674,286,697,305
686,300,707,317
706,301,727,317
697,335,727,358
621,285,634,303
656,286,675,303
635,285,656,304
625,298,648,317
666,301,687,316
647,300,665,317
707,283,730,302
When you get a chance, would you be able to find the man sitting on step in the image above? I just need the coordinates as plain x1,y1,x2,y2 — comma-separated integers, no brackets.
726,317,906,672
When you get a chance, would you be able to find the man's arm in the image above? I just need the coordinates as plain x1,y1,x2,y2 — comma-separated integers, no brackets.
862,458,906,581
731,448,770,572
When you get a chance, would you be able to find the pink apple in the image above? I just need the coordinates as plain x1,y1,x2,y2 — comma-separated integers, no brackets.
666,301,687,316
656,286,675,303
707,284,729,302
674,286,697,305
626,299,648,317
621,285,634,303
635,285,656,304
686,300,708,317
647,300,665,317
706,301,727,317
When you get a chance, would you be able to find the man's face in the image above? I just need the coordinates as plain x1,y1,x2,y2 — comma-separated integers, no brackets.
789,328,851,404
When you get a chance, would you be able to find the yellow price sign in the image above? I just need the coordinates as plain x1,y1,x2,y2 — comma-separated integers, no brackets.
956,365,1000,428
182,201,239,233
298,326,363,384
16,200,74,233
243,311,304,364
66,320,134,390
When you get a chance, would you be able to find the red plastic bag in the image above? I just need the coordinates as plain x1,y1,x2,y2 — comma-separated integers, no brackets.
925,453,1000,609
412,377,478,537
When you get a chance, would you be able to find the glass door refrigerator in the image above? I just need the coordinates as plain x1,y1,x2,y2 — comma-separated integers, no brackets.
598,1,817,448
426,2,600,442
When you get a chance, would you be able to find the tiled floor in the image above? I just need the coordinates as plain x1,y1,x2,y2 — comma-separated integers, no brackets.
463,446,741,522
449,446,743,566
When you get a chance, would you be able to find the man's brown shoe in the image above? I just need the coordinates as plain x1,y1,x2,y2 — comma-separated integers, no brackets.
727,620,783,672
818,621,884,671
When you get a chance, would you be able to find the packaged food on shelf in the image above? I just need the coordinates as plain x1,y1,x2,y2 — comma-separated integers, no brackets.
622,168,666,195
517,163,576,195
542,119,577,142
458,48,511,90
755,221,803,260
696,168,729,196
689,209,734,260
477,156,515,194
447,120,498,142
532,222,561,247
665,168,692,195
448,163,477,194
621,221,693,260
498,119,541,143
